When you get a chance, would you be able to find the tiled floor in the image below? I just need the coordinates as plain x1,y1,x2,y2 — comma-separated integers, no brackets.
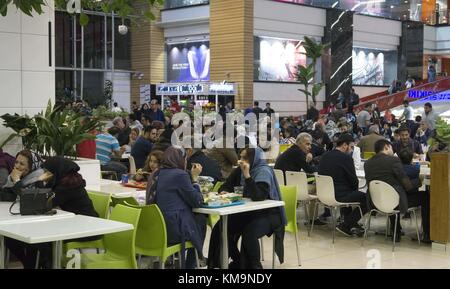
252,213,450,269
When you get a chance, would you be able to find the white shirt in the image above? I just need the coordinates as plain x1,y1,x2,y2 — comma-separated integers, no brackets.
402,106,414,121
112,107,122,113
352,146,363,170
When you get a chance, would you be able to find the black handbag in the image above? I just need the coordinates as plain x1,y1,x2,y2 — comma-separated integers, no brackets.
9,188,55,216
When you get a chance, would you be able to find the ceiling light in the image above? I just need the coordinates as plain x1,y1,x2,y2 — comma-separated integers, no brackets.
390,5,394,8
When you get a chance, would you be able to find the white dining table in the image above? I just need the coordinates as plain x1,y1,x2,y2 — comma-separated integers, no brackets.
193,199,285,269
0,214,133,269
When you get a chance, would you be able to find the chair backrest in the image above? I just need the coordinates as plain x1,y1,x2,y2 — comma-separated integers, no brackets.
111,196,140,207
285,171,309,201
128,155,137,175
87,191,111,219
105,204,141,268
134,204,168,255
274,169,285,186
369,180,400,214
315,175,338,206
213,181,223,192
363,152,376,160
279,185,298,234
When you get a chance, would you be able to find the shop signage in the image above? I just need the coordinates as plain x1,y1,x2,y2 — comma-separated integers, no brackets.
157,84,205,95
209,83,236,94
408,90,436,99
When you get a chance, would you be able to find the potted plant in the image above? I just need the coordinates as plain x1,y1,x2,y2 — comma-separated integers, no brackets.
296,36,329,109
1,100,100,159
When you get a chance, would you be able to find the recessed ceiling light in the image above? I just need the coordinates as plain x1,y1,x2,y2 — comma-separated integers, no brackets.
390,5,394,8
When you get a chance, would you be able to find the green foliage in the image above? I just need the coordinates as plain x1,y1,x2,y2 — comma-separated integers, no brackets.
2,0,165,25
431,118,450,148
1,100,100,158
92,105,128,121
296,36,329,106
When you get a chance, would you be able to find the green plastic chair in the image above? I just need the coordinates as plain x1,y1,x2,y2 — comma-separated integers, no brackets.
212,181,223,192
125,203,197,269
64,192,111,253
278,186,301,266
111,196,140,207
80,204,141,269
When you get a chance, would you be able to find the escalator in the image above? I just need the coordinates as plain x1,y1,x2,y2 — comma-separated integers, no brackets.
353,77,450,113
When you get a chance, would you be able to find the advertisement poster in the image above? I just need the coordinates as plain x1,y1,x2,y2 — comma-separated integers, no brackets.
166,41,210,83
352,47,397,86
255,36,307,82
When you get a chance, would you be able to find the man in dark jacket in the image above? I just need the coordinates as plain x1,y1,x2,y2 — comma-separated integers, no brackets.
274,133,317,174
318,134,368,236
131,126,157,169
186,148,222,184
364,139,416,242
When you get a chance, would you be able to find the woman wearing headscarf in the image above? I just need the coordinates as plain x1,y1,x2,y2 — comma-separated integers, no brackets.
1,150,44,202
0,149,15,188
5,157,100,269
146,146,206,269
40,156,99,218
207,147,287,269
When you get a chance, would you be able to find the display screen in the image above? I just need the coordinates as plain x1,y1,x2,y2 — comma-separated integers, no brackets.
166,41,210,83
352,47,398,86
254,36,307,82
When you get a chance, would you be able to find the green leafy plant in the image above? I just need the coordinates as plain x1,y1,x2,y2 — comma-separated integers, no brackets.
92,105,128,121
428,118,450,151
1,100,100,158
296,36,329,107
1,0,164,25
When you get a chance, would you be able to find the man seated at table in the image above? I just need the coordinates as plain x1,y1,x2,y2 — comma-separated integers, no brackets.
274,133,317,174
131,125,157,169
184,137,222,184
357,125,384,158
318,134,368,237
364,139,428,242
393,125,424,161
96,126,127,180
398,149,430,241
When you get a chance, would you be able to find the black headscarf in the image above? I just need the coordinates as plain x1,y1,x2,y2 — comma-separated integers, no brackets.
41,157,81,189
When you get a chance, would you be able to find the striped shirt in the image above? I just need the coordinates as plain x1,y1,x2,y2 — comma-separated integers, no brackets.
96,133,120,165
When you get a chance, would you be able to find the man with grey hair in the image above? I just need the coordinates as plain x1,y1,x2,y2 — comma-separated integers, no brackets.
113,116,131,147
357,124,384,158
274,132,317,174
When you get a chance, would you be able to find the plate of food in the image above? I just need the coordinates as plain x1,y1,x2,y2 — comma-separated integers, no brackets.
202,192,244,208
122,180,148,189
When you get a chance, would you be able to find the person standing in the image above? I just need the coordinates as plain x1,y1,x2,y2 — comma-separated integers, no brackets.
399,100,415,130
356,104,372,135
421,102,438,130
149,99,165,122
428,65,436,82
264,103,275,116
111,102,122,113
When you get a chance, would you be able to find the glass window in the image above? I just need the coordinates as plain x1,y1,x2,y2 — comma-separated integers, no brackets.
165,0,209,9
55,12,74,67
83,15,105,69
56,70,75,101
76,71,106,107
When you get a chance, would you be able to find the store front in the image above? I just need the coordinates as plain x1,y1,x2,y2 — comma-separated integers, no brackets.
156,82,237,112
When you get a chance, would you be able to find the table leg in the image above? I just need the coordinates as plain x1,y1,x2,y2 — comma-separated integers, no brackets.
221,215,228,269
0,236,4,269
52,241,62,269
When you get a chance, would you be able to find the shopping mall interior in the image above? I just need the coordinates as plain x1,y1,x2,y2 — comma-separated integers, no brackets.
1,0,450,271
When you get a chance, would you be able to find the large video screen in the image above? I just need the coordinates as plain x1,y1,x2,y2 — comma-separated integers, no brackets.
352,47,398,86
166,41,210,83
254,36,307,82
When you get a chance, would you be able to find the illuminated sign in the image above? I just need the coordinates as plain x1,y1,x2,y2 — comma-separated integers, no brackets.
209,83,236,94
157,84,205,95
408,90,436,99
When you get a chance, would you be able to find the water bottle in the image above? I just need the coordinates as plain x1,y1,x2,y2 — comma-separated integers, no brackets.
121,174,129,184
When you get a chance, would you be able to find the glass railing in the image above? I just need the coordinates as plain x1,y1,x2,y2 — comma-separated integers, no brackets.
164,0,209,9
423,10,449,25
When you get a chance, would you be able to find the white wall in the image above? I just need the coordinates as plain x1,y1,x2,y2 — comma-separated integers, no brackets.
254,0,326,40
253,0,326,116
354,86,388,99
254,82,325,116
105,72,131,112
424,26,450,54
353,15,402,50
0,2,55,155
160,5,209,39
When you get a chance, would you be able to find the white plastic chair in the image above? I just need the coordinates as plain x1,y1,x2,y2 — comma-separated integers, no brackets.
310,175,363,243
274,169,285,186
363,180,400,252
285,171,318,236
128,155,137,175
